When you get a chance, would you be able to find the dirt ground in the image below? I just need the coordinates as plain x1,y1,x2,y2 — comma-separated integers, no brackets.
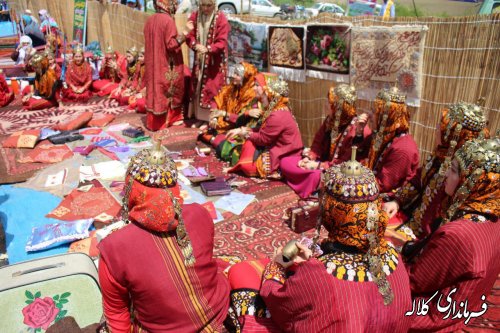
397,0,482,16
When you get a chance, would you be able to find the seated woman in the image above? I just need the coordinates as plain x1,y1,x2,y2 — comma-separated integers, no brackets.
61,45,93,103
383,101,489,239
46,50,62,80
11,35,36,67
127,47,147,113
229,150,412,332
22,53,59,110
92,46,126,97
98,142,231,332
406,137,500,332
226,76,303,179
111,46,139,104
361,86,420,194
280,84,371,199
0,69,15,107
200,62,261,147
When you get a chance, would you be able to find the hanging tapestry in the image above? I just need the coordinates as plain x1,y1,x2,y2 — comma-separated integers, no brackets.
350,25,428,106
228,18,268,72
268,25,306,82
305,24,351,82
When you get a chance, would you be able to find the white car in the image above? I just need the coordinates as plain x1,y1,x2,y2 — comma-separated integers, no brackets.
307,2,345,17
250,0,281,17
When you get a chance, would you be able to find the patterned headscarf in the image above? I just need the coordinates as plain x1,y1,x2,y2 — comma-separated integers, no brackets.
260,75,289,123
327,84,357,160
22,14,32,25
322,149,393,305
366,87,409,170
444,137,500,223
122,141,195,266
155,0,178,14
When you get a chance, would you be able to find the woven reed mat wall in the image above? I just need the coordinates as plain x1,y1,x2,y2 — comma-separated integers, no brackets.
8,0,500,162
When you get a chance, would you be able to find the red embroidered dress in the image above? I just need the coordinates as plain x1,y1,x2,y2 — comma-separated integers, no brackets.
0,71,14,107
186,10,230,110
92,52,126,96
62,60,93,103
144,12,185,130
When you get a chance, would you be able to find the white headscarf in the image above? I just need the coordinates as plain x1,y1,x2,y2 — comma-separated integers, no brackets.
17,36,34,65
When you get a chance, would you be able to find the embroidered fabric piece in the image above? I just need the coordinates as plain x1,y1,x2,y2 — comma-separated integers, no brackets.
26,219,94,251
318,244,399,282
230,288,271,318
262,261,286,285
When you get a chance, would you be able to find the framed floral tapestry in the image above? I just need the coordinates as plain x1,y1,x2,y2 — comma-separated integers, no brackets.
305,24,351,82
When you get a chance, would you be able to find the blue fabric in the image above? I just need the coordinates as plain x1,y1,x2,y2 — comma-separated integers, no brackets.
22,14,32,25
0,185,69,264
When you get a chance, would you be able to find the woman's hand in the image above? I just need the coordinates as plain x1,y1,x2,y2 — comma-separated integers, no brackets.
195,44,208,54
248,108,262,119
273,242,312,269
185,20,194,32
383,200,400,219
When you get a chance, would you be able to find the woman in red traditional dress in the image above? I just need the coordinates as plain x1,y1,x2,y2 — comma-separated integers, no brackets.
280,84,371,199
226,76,303,179
185,0,230,129
143,0,186,130
228,151,412,332
98,142,231,332
383,101,489,243
21,53,59,110
61,45,93,103
0,69,15,107
127,47,146,113
111,46,139,104
92,46,126,97
406,137,500,332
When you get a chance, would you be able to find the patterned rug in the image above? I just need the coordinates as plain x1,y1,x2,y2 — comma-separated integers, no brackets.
0,97,129,136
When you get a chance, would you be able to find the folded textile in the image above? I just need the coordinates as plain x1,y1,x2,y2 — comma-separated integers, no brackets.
26,219,94,252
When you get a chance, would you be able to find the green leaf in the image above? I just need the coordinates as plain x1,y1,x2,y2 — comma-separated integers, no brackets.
34,291,41,299
56,303,63,309
35,328,41,333
60,292,71,299
25,290,34,299
25,300,33,304
53,295,59,301
59,299,69,304
59,309,68,317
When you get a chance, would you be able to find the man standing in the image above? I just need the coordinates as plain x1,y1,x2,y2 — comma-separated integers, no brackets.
144,0,188,130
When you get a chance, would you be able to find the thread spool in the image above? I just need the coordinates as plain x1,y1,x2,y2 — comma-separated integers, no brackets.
199,147,211,155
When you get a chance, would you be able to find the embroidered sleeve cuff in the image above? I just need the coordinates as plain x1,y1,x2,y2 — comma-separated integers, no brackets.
263,261,286,285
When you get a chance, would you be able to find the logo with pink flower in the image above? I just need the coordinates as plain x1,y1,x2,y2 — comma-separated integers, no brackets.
306,26,351,74
22,290,71,332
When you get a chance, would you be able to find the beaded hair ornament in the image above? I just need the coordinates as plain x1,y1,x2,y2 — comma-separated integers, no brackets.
261,76,289,122
372,85,407,153
444,100,488,142
127,45,139,58
445,137,500,223
73,44,84,55
229,63,245,79
322,147,394,305
139,46,145,55
328,84,357,154
122,141,195,266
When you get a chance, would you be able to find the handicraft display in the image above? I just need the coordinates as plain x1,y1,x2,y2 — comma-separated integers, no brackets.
268,25,305,82
350,25,427,106
305,24,351,81
228,19,268,72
